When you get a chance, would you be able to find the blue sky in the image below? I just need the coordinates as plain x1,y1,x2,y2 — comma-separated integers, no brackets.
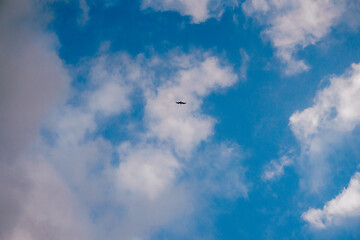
1,0,360,239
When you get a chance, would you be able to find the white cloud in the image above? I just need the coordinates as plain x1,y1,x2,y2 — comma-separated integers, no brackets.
290,63,360,144
0,0,68,162
242,0,346,75
7,157,91,240
145,55,237,154
88,81,131,116
303,172,360,229
117,145,181,199
1,0,245,239
262,154,293,181
0,0,91,239
36,50,246,239
141,0,238,23
290,63,360,191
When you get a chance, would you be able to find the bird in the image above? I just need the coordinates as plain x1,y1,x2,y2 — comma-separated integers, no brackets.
176,101,186,104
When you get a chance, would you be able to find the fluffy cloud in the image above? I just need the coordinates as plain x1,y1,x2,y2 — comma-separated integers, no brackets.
36,49,246,239
6,157,91,240
303,172,360,229
117,145,181,199
0,0,68,162
0,0,91,239
145,55,237,153
290,63,360,190
242,0,346,74
141,0,238,23
1,0,247,238
290,63,360,145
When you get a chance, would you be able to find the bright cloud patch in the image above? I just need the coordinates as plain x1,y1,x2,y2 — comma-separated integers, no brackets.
303,172,360,228
6,0,360,238
0,0,248,237
7,157,91,240
117,147,180,199
290,63,360,191
142,0,238,23
145,56,237,153
242,0,346,75
36,50,246,239
290,63,360,144
0,0,90,239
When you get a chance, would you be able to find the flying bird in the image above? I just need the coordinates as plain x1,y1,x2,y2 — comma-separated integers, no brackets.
176,101,186,104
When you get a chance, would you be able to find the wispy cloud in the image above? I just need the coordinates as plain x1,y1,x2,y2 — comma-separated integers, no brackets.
190,142,248,199
78,0,90,25
141,0,238,23
242,0,347,75
239,49,250,80
262,154,294,181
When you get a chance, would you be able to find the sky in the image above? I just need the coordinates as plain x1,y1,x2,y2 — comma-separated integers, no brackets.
1,0,360,239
